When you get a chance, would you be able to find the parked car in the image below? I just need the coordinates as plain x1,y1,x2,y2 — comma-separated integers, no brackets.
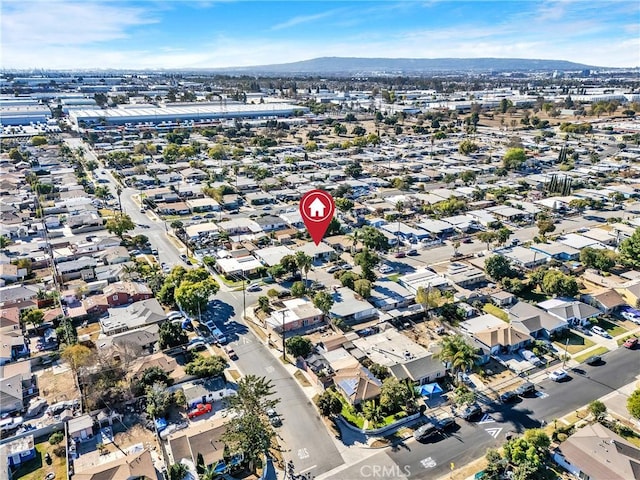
436,417,456,431
621,311,640,324
549,369,569,382
378,265,394,274
266,408,282,427
591,325,611,338
413,422,438,440
406,249,418,256
459,404,482,420
515,382,536,396
499,390,518,403
246,284,261,293
623,337,638,349
326,265,342,274
585,355,602,365
187,403,212,419
225,346,238,359
394,251,406,258
519,349,544,367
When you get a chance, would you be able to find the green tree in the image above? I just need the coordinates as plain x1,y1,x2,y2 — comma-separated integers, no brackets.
285,336,313,358
485,255,515,281
362,400,384,427
580,247,617,272
357,226,389,251
290,281,306,297
168,463,189,480
436,335,478,381
353,279,372,298
139,366,172,388
0,235,11,249
344,162,363,178
536,218,556,238
267,264,285,279
503,148,527,170
368,363,390,380
313,291,334,318
222,375,279,472
339,271,359,289
61,344,93,375
496,227,513,246
8,148,24,162
185,354,227,378
316,389,342,417
20,308,44,327
379,377,411,414
145,382,174,418
354,248,379,282
459,140,479,155
541,270,578,297
620,227,640,268
279,254,299,276
295,251,313,286
258,296,270,313
159,321,188,349
335,198,354,212
174,277,219,317
627,389,640,419
588,400,607,421
105,212,135,239
477,231,497,250
31,135,47,146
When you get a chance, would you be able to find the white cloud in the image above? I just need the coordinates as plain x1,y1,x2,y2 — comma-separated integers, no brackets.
271,8,344,31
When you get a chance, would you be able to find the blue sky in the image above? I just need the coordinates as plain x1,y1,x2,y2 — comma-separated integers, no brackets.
2,1,639,69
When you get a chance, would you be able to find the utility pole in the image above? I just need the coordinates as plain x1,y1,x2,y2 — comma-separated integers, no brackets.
282,310,287,362
562,336,570,369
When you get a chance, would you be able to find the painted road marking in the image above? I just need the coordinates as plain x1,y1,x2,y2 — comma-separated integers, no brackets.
242,337,252,345
298,465,316,474
479,414,495,424
265,366,275,374
297,448,310,460
485,427,503,439
421,457,437,469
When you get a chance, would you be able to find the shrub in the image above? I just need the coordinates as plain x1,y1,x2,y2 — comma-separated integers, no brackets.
53,445,67,457
49,431,64,445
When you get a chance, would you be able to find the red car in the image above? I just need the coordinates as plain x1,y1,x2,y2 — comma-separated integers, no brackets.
623,337,638,349
187,403,212,419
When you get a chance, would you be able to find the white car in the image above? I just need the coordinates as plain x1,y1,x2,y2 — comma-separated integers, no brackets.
378,265,394,274
519,349,544,366
246,284,261,293
591,325,611,338
621,312,640,324
549,369,569,382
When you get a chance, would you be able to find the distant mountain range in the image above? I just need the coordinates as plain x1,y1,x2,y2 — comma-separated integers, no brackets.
214,56,601,75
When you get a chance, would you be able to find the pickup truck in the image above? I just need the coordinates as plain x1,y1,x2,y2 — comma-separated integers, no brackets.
187,403,212,419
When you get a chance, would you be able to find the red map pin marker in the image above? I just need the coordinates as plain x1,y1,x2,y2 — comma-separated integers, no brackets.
299,189,335,245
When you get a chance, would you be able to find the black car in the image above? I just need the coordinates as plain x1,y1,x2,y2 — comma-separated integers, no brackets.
515,382,536,396
500,390,518,403
436,417,456,431
413,422,438,440
585,355,602,366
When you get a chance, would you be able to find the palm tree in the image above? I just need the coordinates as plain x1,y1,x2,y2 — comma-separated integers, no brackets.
168,463,188,480
436,335,479,383
295,251,312,286
362,400,384,428
199,462,221,480
395,201,405,252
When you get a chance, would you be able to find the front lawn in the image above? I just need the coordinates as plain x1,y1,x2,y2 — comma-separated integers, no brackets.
482,304,509,322
573,346,609,364
337,395,408,430
14,436,67,480
553,331,595,354
594,318,628,338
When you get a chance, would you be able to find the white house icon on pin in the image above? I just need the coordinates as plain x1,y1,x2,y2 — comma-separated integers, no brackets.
308,198,326,217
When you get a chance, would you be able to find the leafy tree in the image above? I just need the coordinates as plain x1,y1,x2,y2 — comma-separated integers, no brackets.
344,162,363,178
627,389,640,419
496,227,513,246
174,277,219,317
316,390,342,417
279,255,299,276
453,385,477,406
31,135,47,146
62,344,93,374
8,148,25,162
313,291,334,318
541,270,578,297
580,247,617,272
105,212,135,239
335,198,354,212
357,226,389,251
146,382,173,418
159,321,188,349
477,231,497,250
168,463,189,480
485,255,515,281
222,375,279,472
0,235,11,249
353,279,372,298
439,303,465,324
290,281,306,297
620,227,640,268
503,148,527,170
483,449,505,480
20,308,44,327
185,354,227,378
379,377,411,414
258,296,270,313
588,400,607,421
354,248,379,282
436,335,478,380
415,286,443,318
362,400,384,427
536,218,556,238
459,140,479,155
139,366,172,387
339,271,359,290
285,335,313,358
267,264,285,279
368,363,390,380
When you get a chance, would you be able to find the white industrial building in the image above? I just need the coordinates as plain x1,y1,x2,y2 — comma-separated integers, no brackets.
69,103,309,127
0,104,52,126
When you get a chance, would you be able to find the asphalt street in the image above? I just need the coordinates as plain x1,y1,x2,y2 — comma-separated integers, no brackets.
325,345,640,480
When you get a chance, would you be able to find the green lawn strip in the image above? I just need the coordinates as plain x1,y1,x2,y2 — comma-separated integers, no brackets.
573,346,609,364
595,319,628,337
617,333,639,346
483,303,509,322
387,273,401,282
553,332,595,354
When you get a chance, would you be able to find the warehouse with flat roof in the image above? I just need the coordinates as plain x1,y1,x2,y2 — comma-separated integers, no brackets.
69,103,309,127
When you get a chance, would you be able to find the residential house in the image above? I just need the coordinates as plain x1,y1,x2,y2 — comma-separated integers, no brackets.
554,422,640,480
538,299,601,326
0,264,27,283
0,361,37,403
253,245,295,267
254,215,287,233
108,324,160,357
295,241,336,263
67,212,104,233
127,353,181,383
103,281,153,306
616,281,640,309
508,301,569,339
57,256,97,282
329,287,377,326
2,435,36,468
388,354,447,386
73,448,157,480
100,298,166,335
489,290,516,307
369,279,414,311
443,262,486,289
102,246,131,265
473,324,532,355
266,297,324,333
333,366,382,406
181,376,237,408
530,241,581,261
0,284,41,307
582,288,628,314
82,295,110,316
0,374,23,414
